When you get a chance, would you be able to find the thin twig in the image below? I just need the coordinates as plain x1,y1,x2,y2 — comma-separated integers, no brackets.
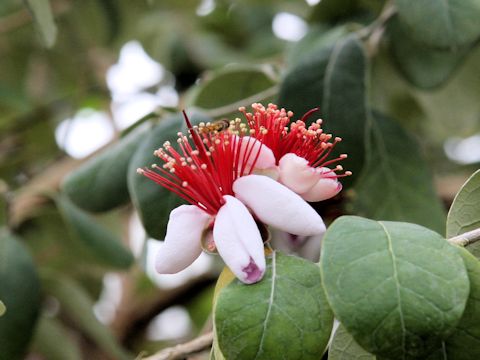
448,228,480,247
357,0,397,57
142,332,214,360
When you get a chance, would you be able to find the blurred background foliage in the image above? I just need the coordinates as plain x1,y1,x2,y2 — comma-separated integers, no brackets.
1,0,480,358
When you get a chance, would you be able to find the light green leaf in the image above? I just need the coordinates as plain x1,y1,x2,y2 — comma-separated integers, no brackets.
55,195,134,269
127,111,211,239
447,169,480,238
427,248,480,359
0,300,5,316
43,275,131,360
394,0,480,48
32,316,82,360
353,112,446,234
447,169,480,258
25,0,57,47
191,66,276,110
0,229,41,360
215,252,333,360
62,124,151,213
329,324,376,360
320,216,470,359
278,35,369,182
388,18,471,89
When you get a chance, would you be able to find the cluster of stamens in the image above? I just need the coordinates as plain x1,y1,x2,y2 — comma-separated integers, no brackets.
137,112,264,215
239,103,352,180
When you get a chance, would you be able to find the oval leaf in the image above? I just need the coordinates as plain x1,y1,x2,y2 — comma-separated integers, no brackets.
191,66,276,110
0,229,41,360
215,251,333,360
447,169,480,238
329,324,376,360
278,35,368,182
447,169,480,258
320,216,470,359
62,124,151,213
428,248,480,359
55,195,134,269
388,18,471,89
127,111,211,239
353,112,446,234
0,300,5,316
394,0,480,48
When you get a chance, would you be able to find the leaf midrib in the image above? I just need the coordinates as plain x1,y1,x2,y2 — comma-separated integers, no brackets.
254,251,277,359
379,221,406,359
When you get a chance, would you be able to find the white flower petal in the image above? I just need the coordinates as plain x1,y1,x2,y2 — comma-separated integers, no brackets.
213,195,266,284
300,167,342,202
278,153,319,193
238,136,276,170
155,205,211,274
233,175,326,236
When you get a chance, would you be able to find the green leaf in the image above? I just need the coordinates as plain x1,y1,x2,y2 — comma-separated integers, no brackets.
191,66,276,110
25,0,58,47
55,195,134,269
320,216,470,359
394,0,480,48
427,248,480,359
0,300,5,316
32,316,82,360
447,169,480,258
278,35,369,183
388,18,471,89
329,324,376,360
353,112,446,234
214,252,333,360
127,111,211,239
0,229,41,360
43,275,131,360
287,25,350,67
62,124,151,212
447,169,480,238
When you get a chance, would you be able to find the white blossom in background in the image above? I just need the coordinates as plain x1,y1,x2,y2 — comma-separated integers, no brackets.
272,12,308,42
54,109,114,159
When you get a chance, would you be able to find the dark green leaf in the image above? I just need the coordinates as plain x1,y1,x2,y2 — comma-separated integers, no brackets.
0,229,41,360
55,195,134,269
62,124,151,213
394,0,480,48
329,324,376,360
215,252,333,360
278,35,369,182
287,25,350,67
191,66,276,110
353,112,446,234
43,275,131,360
25,0,57,47
127,111,211,239
428,248,480,360
389,18,471,89
32,315,82,360
320,216,470,359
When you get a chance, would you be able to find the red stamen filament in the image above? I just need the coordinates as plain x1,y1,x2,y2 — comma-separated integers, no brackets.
138,113,264,215
241,103,352,180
